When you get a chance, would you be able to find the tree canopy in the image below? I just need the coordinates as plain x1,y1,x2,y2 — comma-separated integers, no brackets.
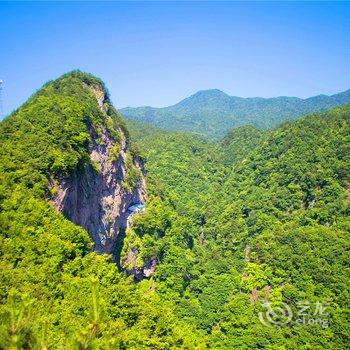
0,72,349,348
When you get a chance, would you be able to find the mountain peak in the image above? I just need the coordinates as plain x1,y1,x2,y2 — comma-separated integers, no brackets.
193,88,227,96
2,71,146,255
189,89,230,100
176,89,231,109
120,87,350,139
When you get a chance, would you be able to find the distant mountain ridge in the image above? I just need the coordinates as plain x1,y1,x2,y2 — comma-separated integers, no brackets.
120,88,350,138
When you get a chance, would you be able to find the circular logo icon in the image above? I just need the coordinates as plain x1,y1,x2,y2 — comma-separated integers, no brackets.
258,301,293,327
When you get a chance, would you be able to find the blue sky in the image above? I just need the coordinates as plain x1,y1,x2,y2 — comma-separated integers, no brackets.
1,1,350,116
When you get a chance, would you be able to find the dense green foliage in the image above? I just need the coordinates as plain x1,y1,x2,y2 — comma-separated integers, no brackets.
1,72,349,349
220,125,264,167
121,88,350,139
126,106,350,349
0,72,205,348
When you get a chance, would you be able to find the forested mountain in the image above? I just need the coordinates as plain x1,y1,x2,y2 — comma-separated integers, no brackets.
0,72,206,348
0,72,349,349
126,105,350,349
121,88,350,138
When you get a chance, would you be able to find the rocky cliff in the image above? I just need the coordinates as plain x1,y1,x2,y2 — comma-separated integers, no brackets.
49,74,146,255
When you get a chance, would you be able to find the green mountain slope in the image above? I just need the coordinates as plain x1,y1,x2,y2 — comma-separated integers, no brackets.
205,105,350,348
0,72,205,348
125,105,350,349
220,125,264,166
120,88,350,138
1,71,349,349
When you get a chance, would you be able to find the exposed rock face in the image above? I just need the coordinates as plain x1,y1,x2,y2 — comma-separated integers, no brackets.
50,84,146,255
121,248,157,281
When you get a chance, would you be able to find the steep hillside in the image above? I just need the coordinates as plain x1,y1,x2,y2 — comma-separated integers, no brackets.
0,72,205,348
121,88,350,138
202,105,350,348
1,71,349,349
125,105,350,349
0,71,146,255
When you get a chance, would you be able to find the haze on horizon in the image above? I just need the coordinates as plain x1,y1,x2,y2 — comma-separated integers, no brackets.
1,1,350,116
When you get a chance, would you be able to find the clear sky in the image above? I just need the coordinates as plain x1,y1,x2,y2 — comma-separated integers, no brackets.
1,1,350,116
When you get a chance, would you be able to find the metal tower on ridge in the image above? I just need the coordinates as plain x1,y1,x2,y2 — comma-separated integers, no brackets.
0,80,3,118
